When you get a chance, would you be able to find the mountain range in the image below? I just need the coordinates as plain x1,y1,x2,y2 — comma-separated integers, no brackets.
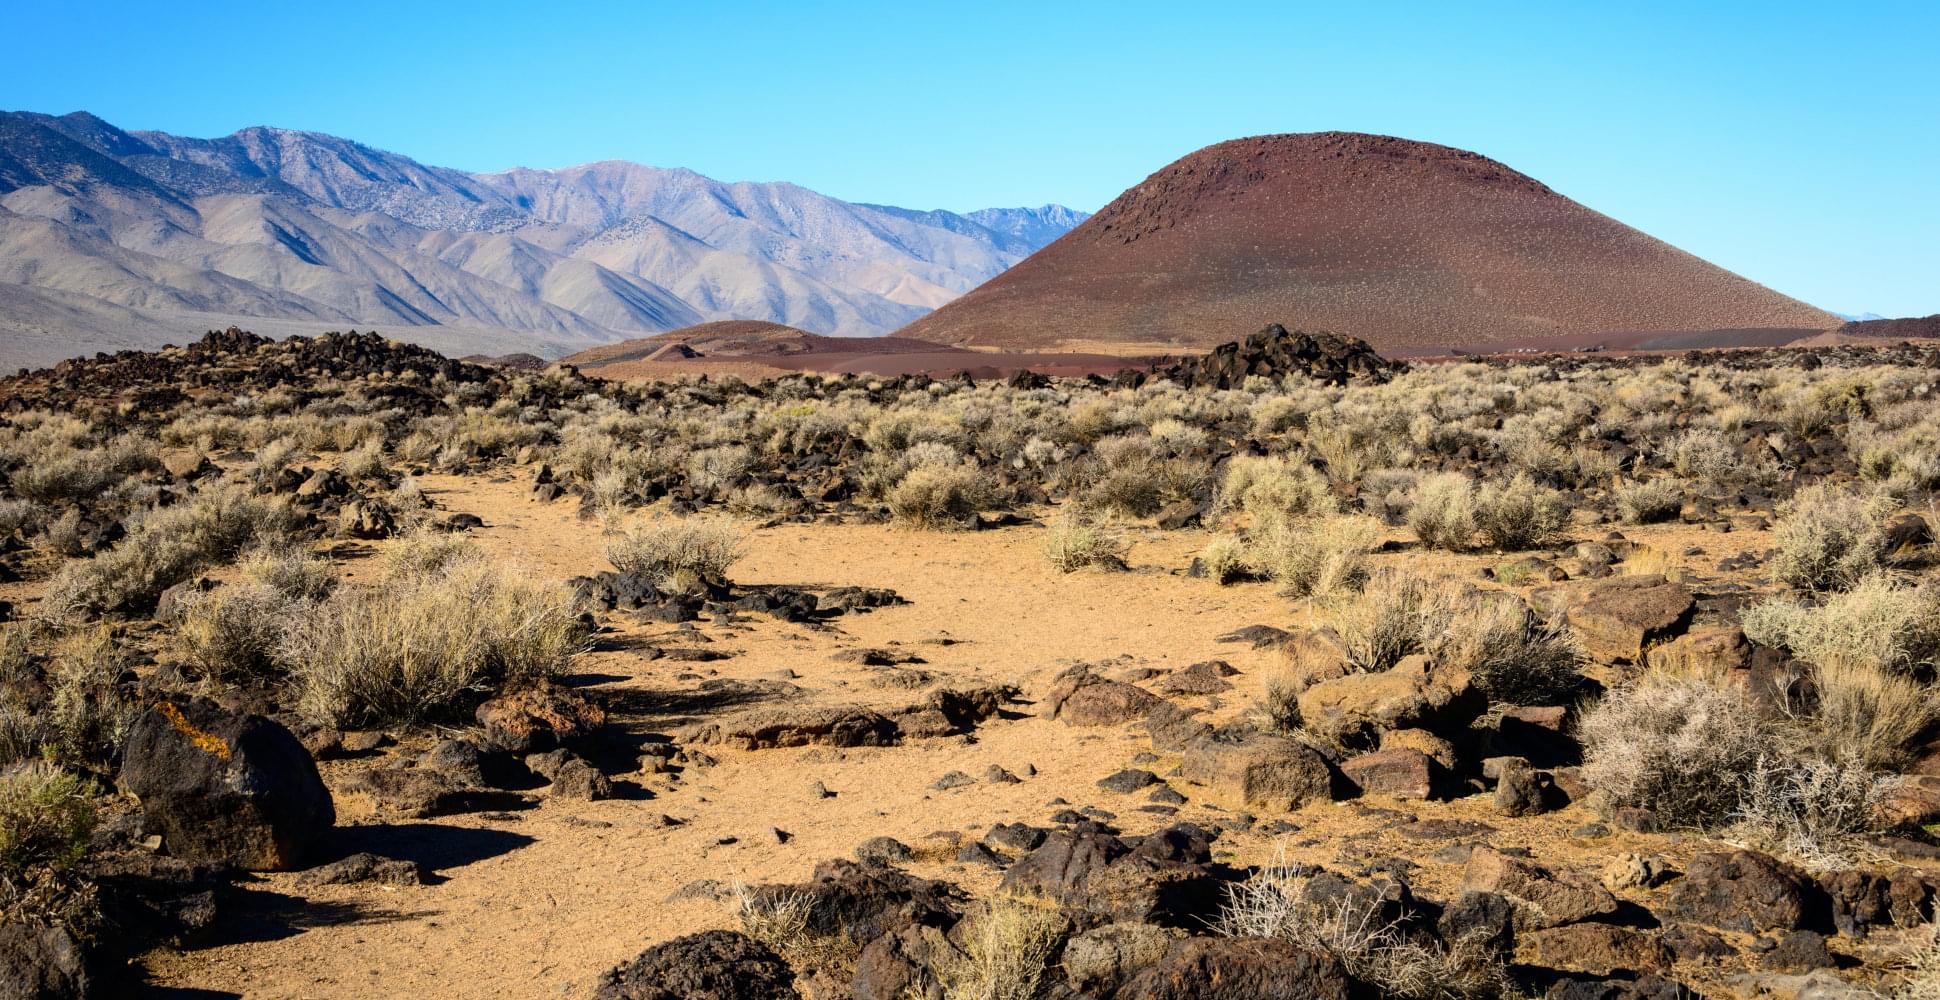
0,110,1086,368
903,132,1838,352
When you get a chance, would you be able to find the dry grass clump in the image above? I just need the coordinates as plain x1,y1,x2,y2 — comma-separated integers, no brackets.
1806,658,1936,773
1471,474,1568,551
0,763,98,932
1216,861,1512,999
1042,509,1128,573
1215,455,1335,521
1895,922,1940,1000
1579,669,1774,828
733,885,858,974
284,543,582,727
887,465,993,530
1729,753,1898,871
39,486,296,619
1407,473,1477,551
171,584,294,685
1615,478,1684,524
930,896,1068,1000
1312,571,1581,705
605,518,746,593
1769,483,1902,592
1252,514,1382,602
1197,535,1255,585
1741,573,1940,675
42,627,135,771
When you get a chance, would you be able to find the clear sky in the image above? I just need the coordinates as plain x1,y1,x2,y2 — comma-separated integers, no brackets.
4,1,1935,315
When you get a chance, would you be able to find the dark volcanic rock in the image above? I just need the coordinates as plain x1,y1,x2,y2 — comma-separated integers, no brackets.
1117,935,1354,1000
592,930,799,1000
1157,325,1404,390
116,698,333,871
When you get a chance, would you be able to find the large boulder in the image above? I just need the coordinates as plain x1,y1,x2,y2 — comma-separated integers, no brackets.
474,679,606,753
1559,575,1693,664
1116,936,1354,1000
997,824,1229,928
1294,655,1482,746
1040,665,1161,726
1340,747,1436,800
1177,729,1334,811
591,930,799,1000
117,698,333,871
1461,847,1617,931
0,924,94,1000
1667,851,1816,933
1519,924,1671,977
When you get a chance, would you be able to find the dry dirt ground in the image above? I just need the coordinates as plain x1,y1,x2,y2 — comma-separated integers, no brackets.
124,475,1936,999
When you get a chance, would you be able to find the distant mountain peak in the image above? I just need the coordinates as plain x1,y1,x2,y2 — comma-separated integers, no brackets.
0,110,1088,368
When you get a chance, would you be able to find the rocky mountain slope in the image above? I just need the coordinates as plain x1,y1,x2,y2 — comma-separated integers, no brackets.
0,110,1086,368
900,132,1838,352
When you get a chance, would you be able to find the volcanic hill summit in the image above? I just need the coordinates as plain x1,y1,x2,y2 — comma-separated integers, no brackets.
900,132,1839,352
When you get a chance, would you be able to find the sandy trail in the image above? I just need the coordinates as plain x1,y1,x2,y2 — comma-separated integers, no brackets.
141,478,1828,998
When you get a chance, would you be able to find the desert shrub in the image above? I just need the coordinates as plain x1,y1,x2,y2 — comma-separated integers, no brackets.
735,885,855,971
1769,483,1901,592
249,437,299,486
887,465,993,530
239,548,336,602
1898,922,1940,1000
1216,456,1335,522
0,764,98,931
1407,473,1477,551
339,437,387,480
605,518,746,593
1615,479,1684,524
1806,657,1937,772
725,483,793,518
1662,428,1745,485
686,445,752,495
1472,474,1567,551
1445,595,1582,705
1730,753,1896,870
39,487,296,619
42,627,134,770
1332,572,1448,674
1741,573,1940,674
1579,669,1774,828
1198,535,1254,585
931,897,1067,1000
1217,863,1511,999
284,550,583,726
1259,660,1304,734
1043,511,1128,573
170,581,304,685
384,528,480,580
0,499,44,538
1252,514,1381,602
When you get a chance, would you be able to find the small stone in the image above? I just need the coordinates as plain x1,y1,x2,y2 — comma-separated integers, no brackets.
1148,785,1187,805
983,765,1022,784
856,836,912,864
1096,769,1161,794
932,771,976,790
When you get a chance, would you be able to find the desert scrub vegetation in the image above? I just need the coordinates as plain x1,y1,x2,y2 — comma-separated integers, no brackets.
928,897,1068,1000
0,763,99,932
1042,508,1128,573
1579,664,1904,865
39,486,297,619
887,464,994,530
1579,668,1777,828
1216,860,1512,999
1769,483,1905,592
1321,572,1580,701
606,517,746,593
1614,478,1684,524
285,540,584,727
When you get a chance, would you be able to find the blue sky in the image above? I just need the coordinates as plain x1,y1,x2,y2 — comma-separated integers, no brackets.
4,1,1935,315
